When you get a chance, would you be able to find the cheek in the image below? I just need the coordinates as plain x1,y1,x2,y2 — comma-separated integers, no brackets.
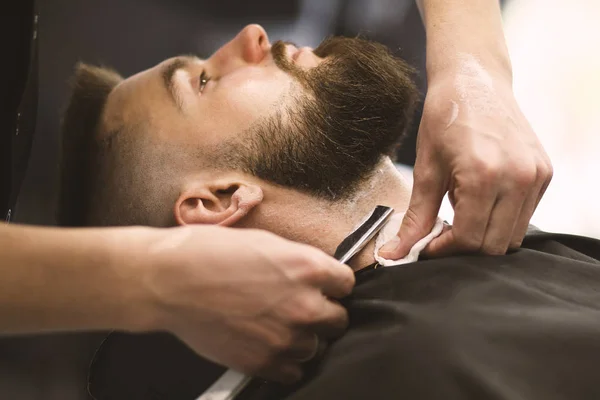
214,68,294,124
196,67,299,146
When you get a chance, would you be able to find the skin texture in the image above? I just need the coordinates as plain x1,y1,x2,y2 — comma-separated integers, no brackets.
380,0,553,258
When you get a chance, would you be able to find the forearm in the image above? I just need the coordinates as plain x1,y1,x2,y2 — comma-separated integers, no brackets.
0,223,153,334
416,0,512,81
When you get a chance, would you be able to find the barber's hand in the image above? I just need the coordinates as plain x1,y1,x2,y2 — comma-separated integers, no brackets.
138,226,354,383
381,67,552,258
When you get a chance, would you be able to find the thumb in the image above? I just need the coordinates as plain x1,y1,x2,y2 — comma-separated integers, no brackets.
379,166,446,259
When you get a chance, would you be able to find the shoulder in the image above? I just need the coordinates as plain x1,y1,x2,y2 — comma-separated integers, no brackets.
287,242,600,400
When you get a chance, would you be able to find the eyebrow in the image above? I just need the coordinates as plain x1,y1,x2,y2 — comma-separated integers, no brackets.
161,56,197,111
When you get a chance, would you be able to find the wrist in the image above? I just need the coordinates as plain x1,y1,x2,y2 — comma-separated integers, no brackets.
123,225,219,334
100,226,166,333
426,50,513,87
420,0,513,84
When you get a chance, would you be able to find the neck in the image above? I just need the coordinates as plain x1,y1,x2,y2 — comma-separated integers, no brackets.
242,158,412,271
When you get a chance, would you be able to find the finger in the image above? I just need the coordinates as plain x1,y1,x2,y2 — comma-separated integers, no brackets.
305,298,349,340
259,361,303,384
508,193,537,250
510,165,552,248
535,160,553,210
314,336,328,360
480,192,526,255
431,183,497,256
379,161,446,259
422,222,452,257
422,228,459,258
535,171,552,210
307,252,355,299
281,333,319,362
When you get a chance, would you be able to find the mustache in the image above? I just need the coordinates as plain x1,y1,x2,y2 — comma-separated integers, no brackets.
271,36,357,61
270,36,378,81
270,38,338,88
270,40,301,76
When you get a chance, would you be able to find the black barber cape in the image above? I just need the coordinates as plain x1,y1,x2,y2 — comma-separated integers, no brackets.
89,230,600,400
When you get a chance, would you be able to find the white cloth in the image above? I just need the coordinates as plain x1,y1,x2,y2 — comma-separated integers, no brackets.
373,212,444,267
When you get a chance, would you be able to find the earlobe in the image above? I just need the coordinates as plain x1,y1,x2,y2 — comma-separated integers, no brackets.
174,182,263,227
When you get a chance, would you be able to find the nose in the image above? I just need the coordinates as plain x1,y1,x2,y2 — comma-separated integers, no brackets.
209,24,270,72
237,24,270,63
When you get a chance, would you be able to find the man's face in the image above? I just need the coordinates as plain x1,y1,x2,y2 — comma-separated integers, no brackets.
101,24,322,150
85,22,417,228
60,24,417,227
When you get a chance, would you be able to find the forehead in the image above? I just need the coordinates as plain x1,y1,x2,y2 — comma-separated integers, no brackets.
100,57,186,141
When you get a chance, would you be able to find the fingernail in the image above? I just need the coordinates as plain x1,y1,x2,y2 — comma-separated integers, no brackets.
379,237,401,256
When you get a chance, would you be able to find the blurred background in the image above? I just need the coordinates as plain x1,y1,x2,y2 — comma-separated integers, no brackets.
504,0,600,240
4,0,599,399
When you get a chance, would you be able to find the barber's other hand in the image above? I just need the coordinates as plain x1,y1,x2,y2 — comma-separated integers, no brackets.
381,65,552,258
133,226,354,383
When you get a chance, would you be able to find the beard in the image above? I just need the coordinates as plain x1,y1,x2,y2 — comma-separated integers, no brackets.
216,36,419,201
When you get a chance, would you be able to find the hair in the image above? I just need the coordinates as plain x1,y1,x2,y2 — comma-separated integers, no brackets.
59,63,189,227
58,63,122,226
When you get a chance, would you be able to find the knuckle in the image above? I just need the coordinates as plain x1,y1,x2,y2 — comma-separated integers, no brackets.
340,271,355,295
240,351,267,372
546,159,554,176
254,352,277,371
510,164,537,188
292,295,322,325
414,167,438,187
403,207,426,233
481,165,500,182
269,332,294,354
471,157,501,182
303,257,328,282
286,250,324,279
540,161,554,183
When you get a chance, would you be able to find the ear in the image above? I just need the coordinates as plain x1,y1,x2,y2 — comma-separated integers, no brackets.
174,180,263,227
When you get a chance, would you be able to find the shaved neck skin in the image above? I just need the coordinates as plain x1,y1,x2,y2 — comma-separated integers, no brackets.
237,158,412,270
